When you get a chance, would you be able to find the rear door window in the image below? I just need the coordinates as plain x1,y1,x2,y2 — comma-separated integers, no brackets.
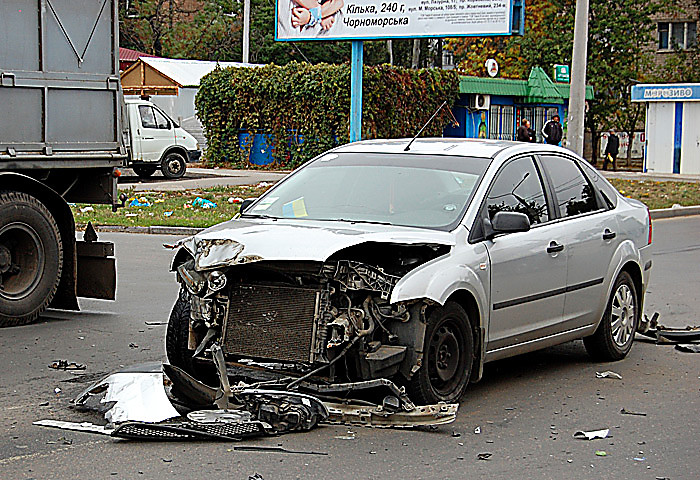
579,160,619,209
540,155,601,218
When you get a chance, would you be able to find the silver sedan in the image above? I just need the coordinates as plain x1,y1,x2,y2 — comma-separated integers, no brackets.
167,139,652,405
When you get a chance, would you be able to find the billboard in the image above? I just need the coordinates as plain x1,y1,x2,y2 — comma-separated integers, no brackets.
276,0,514,41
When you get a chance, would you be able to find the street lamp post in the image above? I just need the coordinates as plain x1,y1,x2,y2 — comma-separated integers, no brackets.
566,0,589,156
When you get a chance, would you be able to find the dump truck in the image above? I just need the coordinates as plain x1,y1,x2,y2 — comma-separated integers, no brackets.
0,0,125,326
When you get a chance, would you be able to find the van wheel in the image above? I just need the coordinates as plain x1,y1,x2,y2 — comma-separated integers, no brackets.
161,152,186,179
0,191,63,327
584,271,638,361
408,302,473,404
133,165,157,178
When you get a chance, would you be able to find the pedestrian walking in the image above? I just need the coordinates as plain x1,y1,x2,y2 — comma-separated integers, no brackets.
542,114,563,145
603,129,620,171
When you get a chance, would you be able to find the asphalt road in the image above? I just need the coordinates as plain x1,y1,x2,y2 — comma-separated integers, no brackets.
1,217,699,479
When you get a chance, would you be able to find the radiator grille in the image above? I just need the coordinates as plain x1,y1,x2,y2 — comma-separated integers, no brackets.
223,284,319,363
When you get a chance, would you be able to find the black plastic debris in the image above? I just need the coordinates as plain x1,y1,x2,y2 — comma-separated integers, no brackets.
111,420,268,441
49,360,86,371
620,408,647,416
477,452,492,461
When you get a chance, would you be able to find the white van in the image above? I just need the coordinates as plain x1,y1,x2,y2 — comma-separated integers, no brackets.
126,99,201,179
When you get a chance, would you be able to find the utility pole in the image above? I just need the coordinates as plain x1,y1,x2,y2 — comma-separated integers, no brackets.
566,0,589,156
242,0,251,63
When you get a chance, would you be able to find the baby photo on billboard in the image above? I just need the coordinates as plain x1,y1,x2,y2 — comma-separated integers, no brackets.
277,0,345,39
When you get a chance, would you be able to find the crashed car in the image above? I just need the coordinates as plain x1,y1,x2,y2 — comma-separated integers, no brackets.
167,138,653,404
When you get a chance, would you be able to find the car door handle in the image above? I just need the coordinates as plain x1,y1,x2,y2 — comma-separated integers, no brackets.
142,137,154,140
547,241,564,253
602,229,616,240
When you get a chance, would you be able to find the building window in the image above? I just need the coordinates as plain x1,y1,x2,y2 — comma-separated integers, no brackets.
658,21,698,50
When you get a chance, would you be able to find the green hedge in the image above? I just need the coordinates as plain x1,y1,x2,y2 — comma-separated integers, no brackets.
195,62,459,168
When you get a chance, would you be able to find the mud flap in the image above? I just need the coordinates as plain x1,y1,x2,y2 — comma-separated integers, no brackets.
76,240,116,300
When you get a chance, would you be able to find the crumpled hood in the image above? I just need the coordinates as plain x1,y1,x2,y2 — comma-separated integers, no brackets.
174,218,455,271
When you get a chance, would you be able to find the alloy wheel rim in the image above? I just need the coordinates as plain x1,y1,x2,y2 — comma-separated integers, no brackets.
611,284,635,348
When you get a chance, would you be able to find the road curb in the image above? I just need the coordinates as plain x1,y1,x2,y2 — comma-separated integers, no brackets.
650,205,700,219
85,206,700,236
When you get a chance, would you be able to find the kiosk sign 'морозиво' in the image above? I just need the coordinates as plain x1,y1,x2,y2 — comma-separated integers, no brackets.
276,0,513,41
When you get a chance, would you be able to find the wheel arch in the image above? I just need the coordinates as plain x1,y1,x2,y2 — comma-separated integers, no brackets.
159,145,188,163
444,289,485,383
619,260,644,315
0,172,78,310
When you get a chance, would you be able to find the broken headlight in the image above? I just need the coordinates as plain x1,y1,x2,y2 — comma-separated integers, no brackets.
177,259,207,295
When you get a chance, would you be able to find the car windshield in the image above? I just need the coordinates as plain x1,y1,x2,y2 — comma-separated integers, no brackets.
244,152,490,230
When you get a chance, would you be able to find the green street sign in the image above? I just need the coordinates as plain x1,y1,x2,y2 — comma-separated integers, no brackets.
554,65,570,83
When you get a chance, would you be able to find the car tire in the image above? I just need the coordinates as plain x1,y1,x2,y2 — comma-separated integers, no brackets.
0,191,63,327
161,152,187,179
584,271,638,361
133,165,157,178
408,301,474,404
166,288,197,374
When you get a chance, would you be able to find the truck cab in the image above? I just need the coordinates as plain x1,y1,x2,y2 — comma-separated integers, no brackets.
126,99,201,179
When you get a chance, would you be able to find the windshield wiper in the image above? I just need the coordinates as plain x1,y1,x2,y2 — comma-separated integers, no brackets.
240,213,279,220
324,218,394,226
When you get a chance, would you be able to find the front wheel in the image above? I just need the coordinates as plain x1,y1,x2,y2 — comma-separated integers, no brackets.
584,271,638,361
166,289,196,374
408,302,474,404
161,152,186,179
0,191,63,327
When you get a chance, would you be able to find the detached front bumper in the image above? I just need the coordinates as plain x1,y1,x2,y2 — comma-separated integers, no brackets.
187,149,202,163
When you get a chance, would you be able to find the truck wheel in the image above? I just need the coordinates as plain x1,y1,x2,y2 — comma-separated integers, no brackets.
408,301,474,404
133,165,157,178
0,191,63,327
161,152,186,179
166,288,196,374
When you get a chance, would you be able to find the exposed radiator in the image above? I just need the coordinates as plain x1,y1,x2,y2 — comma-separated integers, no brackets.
223,284,321,363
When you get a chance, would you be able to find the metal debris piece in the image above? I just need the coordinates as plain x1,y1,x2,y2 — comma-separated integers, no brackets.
573,429,610,440
74,364,179,423
474,426,481,434
163,363,218,408
249,474,265,480
675,343,700,353
33,419,114,435
49,360,87,371
596,371,622,380
324,401,458,428
187,410,255,424
477,452,492,460
234,445,328,455
620,408,647,416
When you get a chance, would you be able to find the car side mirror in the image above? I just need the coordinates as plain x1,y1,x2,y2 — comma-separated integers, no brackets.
492,211,531,233
484,211,531,239
239,198,256,213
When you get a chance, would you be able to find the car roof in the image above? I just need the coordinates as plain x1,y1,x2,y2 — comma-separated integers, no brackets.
334,138,571,159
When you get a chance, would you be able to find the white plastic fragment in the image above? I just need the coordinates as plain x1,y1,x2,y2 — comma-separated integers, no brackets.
596,371,623,380
474,426,481,434
33,420,114,435
573,428,610,440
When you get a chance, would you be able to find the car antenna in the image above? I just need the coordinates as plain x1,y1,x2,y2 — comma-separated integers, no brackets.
404,101,460,152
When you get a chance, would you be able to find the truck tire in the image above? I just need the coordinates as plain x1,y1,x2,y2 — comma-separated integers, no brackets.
133,165,157,178
0,191,63,327
161,152,186,179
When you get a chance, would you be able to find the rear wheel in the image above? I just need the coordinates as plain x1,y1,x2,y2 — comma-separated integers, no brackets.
133,165,157,178
161,152,186,179
0,191,63,327
408,302,474,404
584,271,638,361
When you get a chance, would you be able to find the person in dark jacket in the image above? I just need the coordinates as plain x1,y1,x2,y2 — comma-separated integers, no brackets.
517,119,532,142
542,115,563,145
603,129,620,171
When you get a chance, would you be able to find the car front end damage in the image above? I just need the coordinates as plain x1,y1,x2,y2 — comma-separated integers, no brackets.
169,222,456,405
